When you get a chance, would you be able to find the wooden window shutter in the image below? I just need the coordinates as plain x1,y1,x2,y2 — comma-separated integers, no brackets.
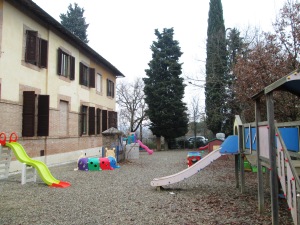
89,68,95,88
88,107,95,135
40,39,48,68
57,48,62,75
25,30,38,64
112,82,115,98
70,56,75,80
22,91,36,137
113,111,118,128
79,62,84,85
96,108,101,134
106,79,109,96
102,110,107,132
80,105,84,136
37,95,49,136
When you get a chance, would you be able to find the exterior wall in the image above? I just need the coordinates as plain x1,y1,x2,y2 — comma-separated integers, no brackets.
0,1,119,172
90,61,116,111
0,0,3,59
1,2,47,102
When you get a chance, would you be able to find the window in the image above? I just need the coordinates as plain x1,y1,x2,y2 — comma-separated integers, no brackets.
107,79,115,98
57,48,75,80
80,63,88,86
96,73,102,93
108,111,118,128
79,63,95,88
59,101,69,136
25,30,48,68
80,106,96,136
22,91,49,137
81,106,88,135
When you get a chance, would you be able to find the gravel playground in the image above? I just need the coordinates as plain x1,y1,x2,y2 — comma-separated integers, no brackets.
0,149,294,225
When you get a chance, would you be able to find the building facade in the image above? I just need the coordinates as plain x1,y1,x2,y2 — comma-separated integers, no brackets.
0,0,124,172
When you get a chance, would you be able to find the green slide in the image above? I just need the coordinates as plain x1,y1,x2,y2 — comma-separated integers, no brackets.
5,142,70,188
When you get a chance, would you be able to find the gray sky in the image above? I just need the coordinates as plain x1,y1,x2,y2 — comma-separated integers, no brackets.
33,0,286,106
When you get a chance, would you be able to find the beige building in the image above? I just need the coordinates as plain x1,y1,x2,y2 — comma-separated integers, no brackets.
0,0,124,172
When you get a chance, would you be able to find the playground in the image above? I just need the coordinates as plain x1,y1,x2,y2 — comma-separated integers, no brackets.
0,149,293,225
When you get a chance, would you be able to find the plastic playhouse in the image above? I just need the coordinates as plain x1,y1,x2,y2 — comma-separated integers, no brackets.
187,151,202,167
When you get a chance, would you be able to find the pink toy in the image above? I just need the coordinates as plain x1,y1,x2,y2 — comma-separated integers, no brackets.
137,140,153,155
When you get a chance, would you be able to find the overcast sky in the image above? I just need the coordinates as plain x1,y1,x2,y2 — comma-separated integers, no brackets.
33,0,286,106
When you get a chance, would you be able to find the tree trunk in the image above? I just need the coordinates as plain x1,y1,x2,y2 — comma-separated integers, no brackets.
156,136,161,151
139,124,143,141
164,139,169,151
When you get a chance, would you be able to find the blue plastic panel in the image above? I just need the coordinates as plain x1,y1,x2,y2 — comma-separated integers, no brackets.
278,127,299,152
220,135,239,154
244,127,257,150
243,126,299,152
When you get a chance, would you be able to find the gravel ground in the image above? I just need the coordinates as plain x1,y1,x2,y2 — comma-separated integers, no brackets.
0,149,294,225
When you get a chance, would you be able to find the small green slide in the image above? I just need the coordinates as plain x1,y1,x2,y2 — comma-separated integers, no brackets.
5,142,70,188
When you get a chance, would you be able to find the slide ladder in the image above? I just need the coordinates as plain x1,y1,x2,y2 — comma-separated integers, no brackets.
0,136,12,180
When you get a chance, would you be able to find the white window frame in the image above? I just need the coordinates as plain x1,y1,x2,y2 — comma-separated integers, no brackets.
96,73,102,93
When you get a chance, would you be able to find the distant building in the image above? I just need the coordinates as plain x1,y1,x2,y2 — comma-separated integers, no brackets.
0,0,125,172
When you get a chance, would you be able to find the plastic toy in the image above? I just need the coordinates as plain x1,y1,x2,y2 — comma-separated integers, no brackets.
77,148,120,171
187,152,201,167
2,132,70,188
137,140,153,155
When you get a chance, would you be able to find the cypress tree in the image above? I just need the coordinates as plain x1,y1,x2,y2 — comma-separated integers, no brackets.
144,28,188,150
205,0,227,135
223,28,244,136
60,3,89,44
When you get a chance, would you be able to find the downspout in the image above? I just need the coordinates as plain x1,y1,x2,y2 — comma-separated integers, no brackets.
44,28,50,164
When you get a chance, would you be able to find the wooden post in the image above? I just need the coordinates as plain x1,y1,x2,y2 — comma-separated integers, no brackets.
266,93,279,225
239,125,245,193
235,155,239,188
255,98,264,213
234,116,240,189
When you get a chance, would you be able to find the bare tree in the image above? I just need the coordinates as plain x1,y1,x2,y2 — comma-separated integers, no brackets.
116,78,147,139
189,97,200,148
188,97,206,148
234,1,300,122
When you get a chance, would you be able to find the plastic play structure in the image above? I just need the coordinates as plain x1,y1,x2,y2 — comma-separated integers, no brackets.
125,133,154,156
137,140,153,155
151,70,300,225
77,148,120,171
151,135,238,187
0,132,70,188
